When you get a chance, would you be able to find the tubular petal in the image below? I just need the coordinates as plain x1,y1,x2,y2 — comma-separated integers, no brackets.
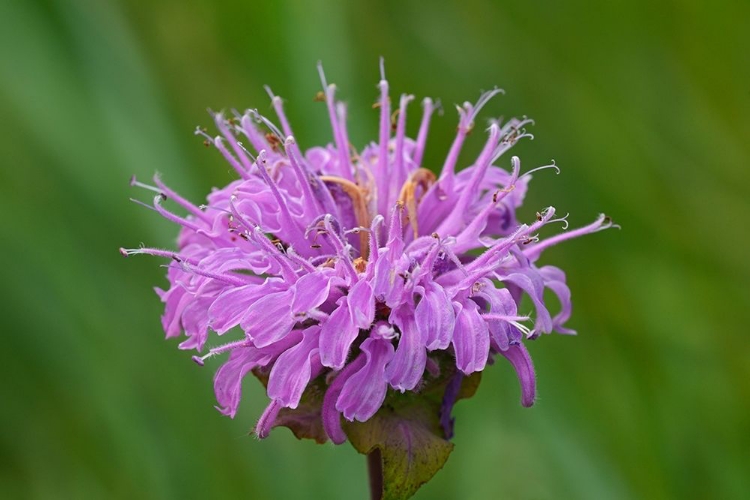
337,338,395,421
451,300,490,374
499,343,536,407
267,326,322,408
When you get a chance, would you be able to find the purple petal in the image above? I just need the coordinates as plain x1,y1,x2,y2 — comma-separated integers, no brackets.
158,284,190,338
336,337,395,421
178,291,216,351
198,247,269,275
500,268,553,334
347,279,375,329
523,213,612,262
266,326,322,409
255,400,282,439
451,299,490,374
371,251,409,307
499,343,536,407
370,253,391,298
476,284,518,350
319,299,359,369
213,348,272,418
209,280,283,334
539,265,576,335
213,330,303,418
416,282,455,351
322,354,367,444
241,289,295,347
291,272,331,314
386,304,427,391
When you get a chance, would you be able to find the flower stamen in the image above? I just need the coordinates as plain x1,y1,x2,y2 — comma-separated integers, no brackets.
319,176,371,257
397,168,437,240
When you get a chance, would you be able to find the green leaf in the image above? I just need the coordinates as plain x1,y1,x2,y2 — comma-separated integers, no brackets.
344,400,453,500
344,358,482,500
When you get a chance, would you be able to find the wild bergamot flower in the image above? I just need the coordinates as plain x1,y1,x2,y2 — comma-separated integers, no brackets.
122,61,613,498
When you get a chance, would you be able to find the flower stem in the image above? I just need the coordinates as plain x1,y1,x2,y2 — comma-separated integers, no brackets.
367,448,383,500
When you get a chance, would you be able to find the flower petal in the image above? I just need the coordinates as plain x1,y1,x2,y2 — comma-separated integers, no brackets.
416,282,455,351
255,400,282,439
539,265,576,335
347,279,375,329
291,272,331,314
499,343,536,407
386,304,427,391
213,349,270,417
209,280,283,334
266,326,322,409
322,354,367,444
452,300,490,374
371,251,408,307
319,299,359,370
500,268,553,334
241,289,295,346
476,283,519,350
213,330,303,418
336,337,395,421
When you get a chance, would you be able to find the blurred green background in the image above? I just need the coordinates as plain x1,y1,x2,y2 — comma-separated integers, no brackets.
1,0,748,498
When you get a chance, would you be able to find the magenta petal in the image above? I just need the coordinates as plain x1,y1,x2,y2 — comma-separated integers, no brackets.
241,289,295,347
371,251,408,307
213,330,303,418
159,285,190,338
213,348,271,418
477,284,518,350
319,299,359,369
266,326,322,408
347,279,375,329
416,282,455,351
451,300,490,374
178,292,215,350
336,338,395,421
500,268,553,334
499,343,536,407
370,251,391,292
255,400,282,439
539,265,576,335
322,354,367,444
385,305,427,391
209,281,281,334
291,273,331,314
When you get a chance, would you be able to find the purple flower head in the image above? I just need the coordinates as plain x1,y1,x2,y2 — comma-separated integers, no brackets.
122,61,614,447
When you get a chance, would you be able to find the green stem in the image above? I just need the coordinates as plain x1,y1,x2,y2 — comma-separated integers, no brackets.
367,448,383,500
